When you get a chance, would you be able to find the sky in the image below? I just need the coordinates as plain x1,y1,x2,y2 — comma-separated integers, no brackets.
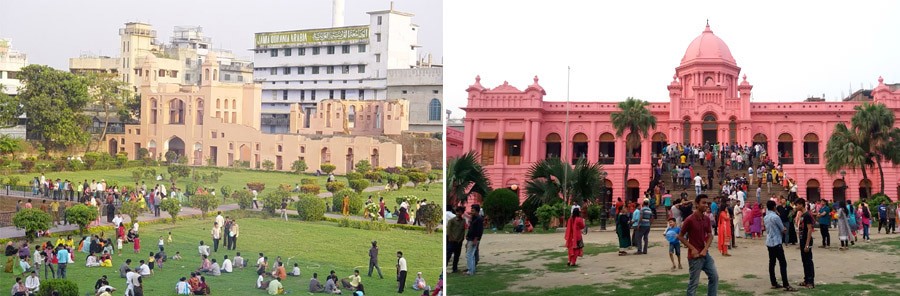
444,0,900,119
0,0,442,69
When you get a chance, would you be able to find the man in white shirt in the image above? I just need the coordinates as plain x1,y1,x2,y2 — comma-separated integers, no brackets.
396,251,408,293
198,241,210,258
126,268,142,296
25,271,40,293
222,256,233,273
138,260,151,276
694,174,703,196
112,215,123,228
175,277,191,295
208,259,222,276
215,212,225,231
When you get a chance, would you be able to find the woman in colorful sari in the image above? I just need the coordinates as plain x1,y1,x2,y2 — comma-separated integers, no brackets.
564,208,585,266
743,205,753,238
615,205,631,256
717,198,732,256
837,201,852,250
749,204,762,238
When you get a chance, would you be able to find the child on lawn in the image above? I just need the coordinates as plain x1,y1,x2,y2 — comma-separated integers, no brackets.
664,218,683,270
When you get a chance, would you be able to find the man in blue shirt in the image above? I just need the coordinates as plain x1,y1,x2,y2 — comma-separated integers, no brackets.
634,201,653,255
764,200,796,291
56,245,69,279
877,201,888,234
816,200,831,248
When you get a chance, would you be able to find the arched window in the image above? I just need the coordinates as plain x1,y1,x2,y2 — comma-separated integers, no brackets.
375,106,382,129
150,99,158,124
682,118,691,144
196,99,204,125
728,117,737,144
777,133,794,164
321,147,331,164
169,99,185,124
216,98,221,109
231,99,236,109
428,99,441,121
599,133,615,164
545,133,561,159
803,133,819,164
572,133,588,161
701,114,717,144
348,105,356,128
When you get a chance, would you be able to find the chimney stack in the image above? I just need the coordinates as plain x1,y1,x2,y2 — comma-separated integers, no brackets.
332,0,345,27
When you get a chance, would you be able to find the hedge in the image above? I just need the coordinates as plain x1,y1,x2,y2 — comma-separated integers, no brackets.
295,195,326,221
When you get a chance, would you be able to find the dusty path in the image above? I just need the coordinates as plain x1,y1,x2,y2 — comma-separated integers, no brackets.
474,227,900,294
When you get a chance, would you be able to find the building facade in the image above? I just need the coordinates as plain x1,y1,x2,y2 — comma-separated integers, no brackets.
112,53,402,175
387,65,443,132
252,6,422,134
70,23,253,91
461,25,900,204
0,38,28,138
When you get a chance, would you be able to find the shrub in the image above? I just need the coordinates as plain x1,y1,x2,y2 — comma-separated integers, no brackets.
418,202,443,233
262,159,275,171
261,188,291,216
131,169,144,183
137,148,149,160
336,218,390,231
384,167,402,174
165,151,178,164
53,158,67,171
386,174,399,189
159,198,181,224
38,279,79,296
397,175,410,189
142,168,157,180
326,181,346,193
66,204,99,235
483,188,520,231
406,172,428,188
292,158,308,174
66,159,85,171
428,172,440,183
348,179,370,193
12,208,52,242
220,185,233,200
204,170,223,183
320,163,336,174
295,195,326,221
120,200,145,224
332,189,361,213
232,190,254,210
364,171,381,183
7,175,21,187
586,204,602,225
20,158,35,173
191,193,220,219
300,184,321,194
346,172,364,181
167,165,190,183
83,152,101,170
300,178,317,185
246,182,266,192
365,202,380,221
535,204,557,230
355,159,372,174
116,152,128,168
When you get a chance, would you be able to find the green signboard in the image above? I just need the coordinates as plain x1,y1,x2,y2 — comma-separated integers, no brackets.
255,26,369,47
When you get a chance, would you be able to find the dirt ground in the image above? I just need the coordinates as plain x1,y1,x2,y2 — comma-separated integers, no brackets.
474,227,900,294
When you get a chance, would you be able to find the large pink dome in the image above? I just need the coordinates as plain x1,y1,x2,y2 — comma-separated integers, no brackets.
680,24,736,66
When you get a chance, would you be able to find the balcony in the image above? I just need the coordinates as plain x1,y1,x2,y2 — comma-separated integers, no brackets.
779,157,794,165
627,157,641,165
261,117,290,126
599,157,615,165
89,126,125,134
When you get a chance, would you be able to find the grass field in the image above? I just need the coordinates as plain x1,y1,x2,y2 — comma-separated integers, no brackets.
16,217,442,295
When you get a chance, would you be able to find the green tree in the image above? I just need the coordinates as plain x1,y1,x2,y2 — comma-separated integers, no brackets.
0,84,21,129
0,134,23,157
84,72,131,152
16,65,92,150
610,97,657,197
262,159,275,171
483,188,520,230
167,164,190,183
418,202,443,234
849,103,900,193
524,158,603,210
231,189,254,210
120,199,146,224
295,195,326,221
355,159,372,174
159,198,182,224
448,151,491,208
12,208,52,242
326,181,347,193
321,163,336,174
349,179,370,193
825,123,871,187
261,187,291,216
191,193,220,219
292,158,308,174
65,204,99,235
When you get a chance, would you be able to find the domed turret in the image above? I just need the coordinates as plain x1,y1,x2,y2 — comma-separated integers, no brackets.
680,24,736,66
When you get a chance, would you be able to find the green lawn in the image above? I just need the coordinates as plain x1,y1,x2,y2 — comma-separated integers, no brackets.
23,217,442,295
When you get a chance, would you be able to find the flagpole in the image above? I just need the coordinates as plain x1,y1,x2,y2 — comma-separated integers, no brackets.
564,66,570,207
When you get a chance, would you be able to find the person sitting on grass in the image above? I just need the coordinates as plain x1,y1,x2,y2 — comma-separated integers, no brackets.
257,270,270,290
271,262,286,281
94,275,115,296
86,252,101,267
233,252,245,269
99,251,112,267
194,276,210,295
172,251,182,261
412,272,428,291
188,272,201,291
222,255,233,273
198,255,212,273
290,263,301,277
324,275,341,294
309,273,325,293
267,278,285,295
138,260,151,276
340,269,362,290
176,277,191,295
207,259,221,276
97,287,114,296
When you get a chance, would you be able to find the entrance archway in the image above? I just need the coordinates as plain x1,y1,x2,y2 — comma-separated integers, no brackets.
806,179,820,203
651,132,667,163
193,143,203,166
239,144,251,163
148,140,157,159
601,179,614,205
626,179,640,203
833,179,847,203
166,137,185,162
701,114,717,145
859,179,872,200
108,139,118,156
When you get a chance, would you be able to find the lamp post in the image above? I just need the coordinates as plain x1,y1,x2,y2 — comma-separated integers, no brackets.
599,171,608,230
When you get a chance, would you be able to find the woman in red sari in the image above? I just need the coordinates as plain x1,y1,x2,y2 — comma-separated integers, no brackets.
564,208,586,266
717,198,732,256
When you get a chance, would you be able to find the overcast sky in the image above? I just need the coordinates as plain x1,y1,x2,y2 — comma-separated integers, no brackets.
0,0,442,69
444,0,900,119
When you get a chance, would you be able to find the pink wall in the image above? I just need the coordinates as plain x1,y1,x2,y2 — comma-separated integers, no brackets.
459,25,900,204
446,127,464,159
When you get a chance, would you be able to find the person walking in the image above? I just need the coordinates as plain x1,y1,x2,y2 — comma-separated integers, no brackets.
717,202,732,256
281,199,289,221
396,251,407,293
615,206,632,256
815,200,831,248
836,201,852,250
765,200,796,291
465,204,484,275
446,206,466,273
368,241,383,279
228,220,239,250
564,208,586,266
211,222,221,253
796,198,816,289
634,201,652,255
678,194,718,296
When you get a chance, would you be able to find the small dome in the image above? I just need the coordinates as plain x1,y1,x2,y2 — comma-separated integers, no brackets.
681,24,736,66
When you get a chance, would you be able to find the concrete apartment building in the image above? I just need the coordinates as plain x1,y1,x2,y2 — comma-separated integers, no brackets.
0,38,27,138
252,1,435,134
387,64,443,132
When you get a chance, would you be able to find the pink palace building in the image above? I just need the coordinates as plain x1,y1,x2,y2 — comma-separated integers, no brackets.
453,24,900,204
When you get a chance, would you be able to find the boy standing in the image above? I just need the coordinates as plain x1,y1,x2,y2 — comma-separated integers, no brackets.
664,218,682,270
678,194,718,296
796,198,816,289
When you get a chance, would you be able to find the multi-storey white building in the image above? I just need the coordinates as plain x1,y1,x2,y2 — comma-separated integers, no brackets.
387,62,442,132
0,38,28,138
252,5,420,133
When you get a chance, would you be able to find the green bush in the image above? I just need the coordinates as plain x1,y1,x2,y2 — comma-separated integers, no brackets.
231,190,254,210
326,181,346,193
295,195,326,221
220,185,233,199
346,172,364,180
159,198,181,224
261,188,291,216
20,159,35,173
406,172,429,187
185,182,199,197
131,169,143,183
83,152,101,170
483,188,520,231
397,175,410,189
292,158,308,174
66,159,84,171
262,159,275,171
38,279,79,296
348,179,370,193
418,202,443,233
300,178,317,185
190,193,220,219
355,159,372,174
364,171,381,183
66,204,99,235
300,184,321,194
336,218,390,231
12,208,52,242
586,204,602,225
332,189,362,213
535,202,566,231
116,152,128,168
120,200,145,224
320,163,336,174
167,164,190,182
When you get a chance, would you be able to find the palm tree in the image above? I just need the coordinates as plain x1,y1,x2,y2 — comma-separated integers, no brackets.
447,151,491,208
610,97,657,199
824,122,871,187
849,103,900,193
524,157,603,209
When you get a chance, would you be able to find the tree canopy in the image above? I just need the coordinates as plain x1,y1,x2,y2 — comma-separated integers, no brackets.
16,65,92,149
